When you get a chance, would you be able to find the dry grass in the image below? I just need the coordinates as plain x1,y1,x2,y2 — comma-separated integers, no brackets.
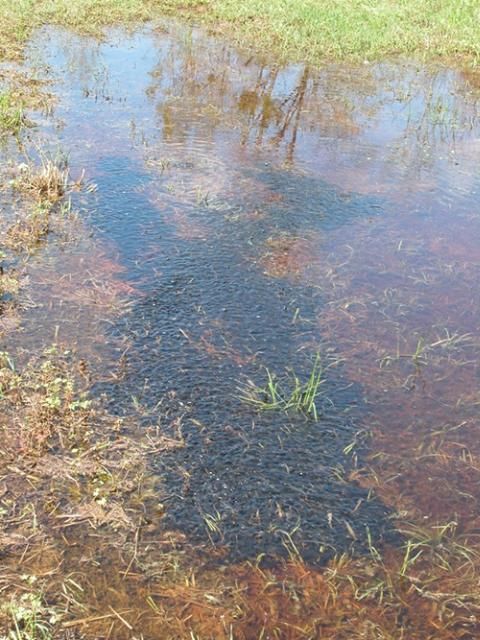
0,70,52,137
3,154,83,252
0,343,179,638
0,69,52,106
0,346,91,454
5,207,51,251
0,269,21,298
13,155,70,203
0,251,23,341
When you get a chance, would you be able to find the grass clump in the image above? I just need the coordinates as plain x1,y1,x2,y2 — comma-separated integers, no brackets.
6,205,51,250
1,592,55,640
239,354,324,419
13,154,70,203
4,153,80,252
0,268,21,299
0,92,25,136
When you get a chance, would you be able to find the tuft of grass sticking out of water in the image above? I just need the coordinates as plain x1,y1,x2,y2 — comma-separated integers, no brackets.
5,151,83,252
13,152,70,203
239,354,324,420
0,92,25,136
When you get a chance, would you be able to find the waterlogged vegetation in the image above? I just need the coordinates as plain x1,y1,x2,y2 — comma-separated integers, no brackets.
239,354,325,419
1,592,56,640
1,4,480,640
0,92,25,137
0,343,169,638
0,150,83,334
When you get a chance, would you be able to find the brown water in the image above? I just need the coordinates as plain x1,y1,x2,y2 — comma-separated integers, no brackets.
2,19,480,639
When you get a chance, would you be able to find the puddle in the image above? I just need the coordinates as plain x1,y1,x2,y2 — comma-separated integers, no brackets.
2,18,480,638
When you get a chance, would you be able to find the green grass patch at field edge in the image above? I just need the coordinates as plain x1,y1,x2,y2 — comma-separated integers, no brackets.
0,0,479,65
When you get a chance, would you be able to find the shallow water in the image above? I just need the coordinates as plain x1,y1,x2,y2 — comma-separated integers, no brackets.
4,17,480,588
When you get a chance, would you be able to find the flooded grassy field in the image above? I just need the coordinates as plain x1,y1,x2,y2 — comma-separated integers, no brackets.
1,19,480,640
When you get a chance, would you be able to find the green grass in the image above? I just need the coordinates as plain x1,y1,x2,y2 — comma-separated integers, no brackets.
1,592,54,640
239,354,324,420
0,0,480,65
191,0,480,64
0,91,25,135
0,0,156,59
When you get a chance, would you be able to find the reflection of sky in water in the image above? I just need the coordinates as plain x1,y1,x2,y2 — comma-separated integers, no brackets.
13,22,480,562
31,24,480,181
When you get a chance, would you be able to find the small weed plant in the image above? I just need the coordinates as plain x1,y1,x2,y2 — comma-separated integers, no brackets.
0,592,55,640
0,92,25,136
239,354,324,420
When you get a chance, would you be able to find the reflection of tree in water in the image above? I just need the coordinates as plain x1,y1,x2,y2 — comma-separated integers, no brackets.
381,68,480,183
145,27,480,172
145,32,368,160
41,26,480,174
237,65,311,164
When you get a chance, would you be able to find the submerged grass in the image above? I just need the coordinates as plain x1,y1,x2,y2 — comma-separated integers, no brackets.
1,592,55,640
0,0,479,65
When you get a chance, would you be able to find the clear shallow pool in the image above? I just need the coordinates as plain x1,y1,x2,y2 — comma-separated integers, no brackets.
2,19,480,637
